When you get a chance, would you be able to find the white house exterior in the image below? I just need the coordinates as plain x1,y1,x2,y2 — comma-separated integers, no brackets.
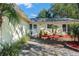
0,5,31,44
1,4,79,44
30,18,79,36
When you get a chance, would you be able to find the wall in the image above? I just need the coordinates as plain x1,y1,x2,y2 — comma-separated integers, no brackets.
31,21,76,35
0,16,29,44
30,22,47,36
1,16,13,44
31,22,63,35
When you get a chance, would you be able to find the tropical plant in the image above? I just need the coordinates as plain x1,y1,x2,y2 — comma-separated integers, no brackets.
0,3,19,27
0,3,31,56
51,25,59,35
0,3,20,41
0,34,30,56
20,34,30,44
0,41,21,56
68,23,79,41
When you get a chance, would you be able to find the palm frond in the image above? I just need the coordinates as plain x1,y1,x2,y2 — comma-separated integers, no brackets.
0,3,19,26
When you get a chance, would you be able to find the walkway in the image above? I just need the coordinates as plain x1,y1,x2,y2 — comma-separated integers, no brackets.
19,38,79,56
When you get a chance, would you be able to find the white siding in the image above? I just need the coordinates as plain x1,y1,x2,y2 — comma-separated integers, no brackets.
0,16,29,44
1,16,13,44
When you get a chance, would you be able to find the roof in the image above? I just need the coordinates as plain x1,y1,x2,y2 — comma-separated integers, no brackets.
30,18,79,22
14,4,32,24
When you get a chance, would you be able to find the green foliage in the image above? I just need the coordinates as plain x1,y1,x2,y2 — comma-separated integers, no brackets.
39,30,46,36
49,3,79,19
0,42,21,56
51,25,59,34
68,23,79,41
68,23,79,36
39,30,44,36
52,25,58,30
37,3,79,19
0,35,30,56
20,35,30,44
0,3,19,27
37,9,51,18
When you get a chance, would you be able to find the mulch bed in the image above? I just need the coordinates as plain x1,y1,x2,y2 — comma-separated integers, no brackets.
40,34,72,40
31,34,79,51
65,41,79,51
40,35,79,51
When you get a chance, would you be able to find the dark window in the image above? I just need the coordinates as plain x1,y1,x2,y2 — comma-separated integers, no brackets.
47,24,52,28
62,24,66,32
29,24,32,29
34,24,37,29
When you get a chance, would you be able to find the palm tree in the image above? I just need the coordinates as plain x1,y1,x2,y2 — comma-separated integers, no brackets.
0,3,19,40
0,3,19,27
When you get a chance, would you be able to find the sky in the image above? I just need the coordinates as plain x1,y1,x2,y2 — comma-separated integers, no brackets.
18,3,51,18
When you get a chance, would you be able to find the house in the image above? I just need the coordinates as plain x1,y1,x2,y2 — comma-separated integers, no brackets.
29,18,79,37
0,5,31,44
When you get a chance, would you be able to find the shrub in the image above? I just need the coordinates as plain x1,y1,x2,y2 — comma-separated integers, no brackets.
0,35,30,56
68,23,79,41
0,42,21,56
20,35,30,44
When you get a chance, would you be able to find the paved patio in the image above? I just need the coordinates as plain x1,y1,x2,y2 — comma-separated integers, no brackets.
19,38,79,56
